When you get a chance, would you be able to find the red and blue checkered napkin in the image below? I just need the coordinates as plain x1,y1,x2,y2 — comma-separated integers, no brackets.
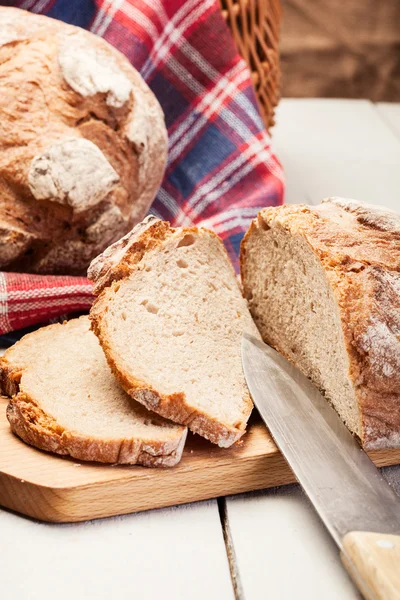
1,0,284,338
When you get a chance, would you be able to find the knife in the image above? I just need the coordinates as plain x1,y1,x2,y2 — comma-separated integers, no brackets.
241,334,400,600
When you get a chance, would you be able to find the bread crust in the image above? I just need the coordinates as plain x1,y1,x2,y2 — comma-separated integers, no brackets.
241,198,400,449
89,218,253,448
0,319,187,467
88,215,170,294
0,7,167,274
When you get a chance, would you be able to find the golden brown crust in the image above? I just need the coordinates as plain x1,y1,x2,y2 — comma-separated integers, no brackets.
6,394,186,467
0,7,167,275
89,218,252,448
0,323,187,467
88,215,171,294
241,198,400,449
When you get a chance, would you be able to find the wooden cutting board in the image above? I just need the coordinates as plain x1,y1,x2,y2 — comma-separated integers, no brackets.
1,395,399,523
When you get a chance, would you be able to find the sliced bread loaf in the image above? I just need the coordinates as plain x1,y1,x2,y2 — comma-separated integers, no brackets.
1,316,187,466
89,216,259,447
241,198,400,450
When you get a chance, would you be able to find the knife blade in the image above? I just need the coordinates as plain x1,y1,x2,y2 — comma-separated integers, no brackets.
242,333,400,600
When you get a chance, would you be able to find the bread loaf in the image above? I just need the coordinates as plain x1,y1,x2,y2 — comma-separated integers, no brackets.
241,198,400,449
1,316,187,466
89,216,259,447
0,7,167,274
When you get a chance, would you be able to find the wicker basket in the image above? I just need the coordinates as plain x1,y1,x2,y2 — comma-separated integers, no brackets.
220,0,281,130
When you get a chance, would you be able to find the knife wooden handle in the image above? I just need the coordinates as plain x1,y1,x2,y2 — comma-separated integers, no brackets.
342,531,400,600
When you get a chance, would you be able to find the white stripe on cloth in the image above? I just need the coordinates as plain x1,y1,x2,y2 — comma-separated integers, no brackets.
6,284,93,301
142,0,169,27
156,188,194,226
92,0,125,37
21,0,53,12
119,3,160,45
210,215,256,236
141,0,211,79
197,206,265,232
20,0,39,10
0,273,11,333
9,296,92,314
90,2,108,33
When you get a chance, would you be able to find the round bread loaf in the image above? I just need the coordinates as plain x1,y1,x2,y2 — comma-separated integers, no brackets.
0,7,168,274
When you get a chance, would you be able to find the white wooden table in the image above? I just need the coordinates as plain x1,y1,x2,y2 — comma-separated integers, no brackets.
1,99,399,600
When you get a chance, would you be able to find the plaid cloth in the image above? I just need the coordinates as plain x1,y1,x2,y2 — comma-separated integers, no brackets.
1,0,284,339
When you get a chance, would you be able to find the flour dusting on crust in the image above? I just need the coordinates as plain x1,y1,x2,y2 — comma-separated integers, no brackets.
360,319,400,379
363,426,400,450
323,197,400,234
59,33,132,107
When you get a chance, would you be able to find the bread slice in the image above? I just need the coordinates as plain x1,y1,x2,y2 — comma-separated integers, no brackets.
1,316,187,466
88,216,259,447
241,198,400,449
